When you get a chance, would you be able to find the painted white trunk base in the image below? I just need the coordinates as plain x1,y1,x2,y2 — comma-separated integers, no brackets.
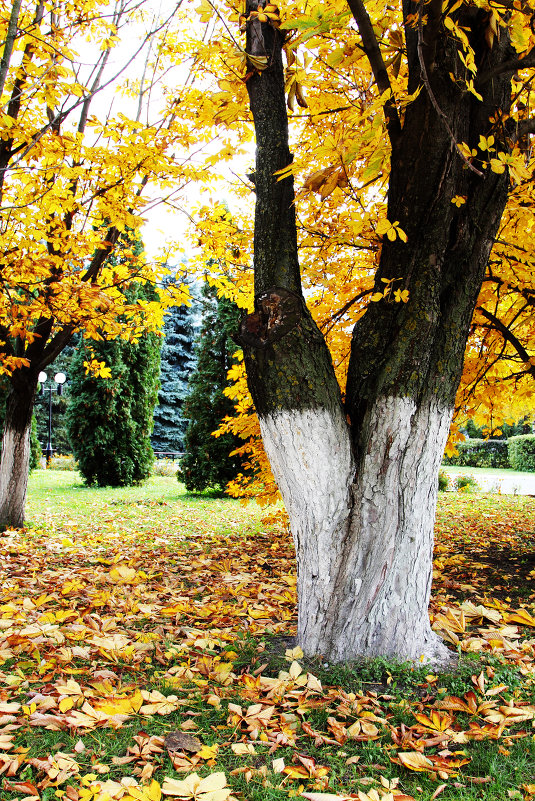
258,405,355,640
0,423,31,529
259,397,454,666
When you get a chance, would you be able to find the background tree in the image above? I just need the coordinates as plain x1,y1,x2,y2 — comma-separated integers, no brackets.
0,0,197,527
179,283,243,492
66,282,161,486
151,282,197,454
187,0,535,663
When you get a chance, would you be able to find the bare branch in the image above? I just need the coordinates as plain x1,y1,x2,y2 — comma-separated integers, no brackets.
346,0,401,144
82,226,121,283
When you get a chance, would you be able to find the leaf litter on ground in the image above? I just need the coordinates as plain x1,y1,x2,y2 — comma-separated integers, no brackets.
0,474,534,800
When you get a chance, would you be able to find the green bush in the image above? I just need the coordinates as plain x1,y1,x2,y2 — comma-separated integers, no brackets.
443,438,509,468
455,474,480,492
438,471,450,491
508,434,535,472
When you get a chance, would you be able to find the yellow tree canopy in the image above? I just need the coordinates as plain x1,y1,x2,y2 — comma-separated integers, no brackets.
180,0,535,500
0,0,212,376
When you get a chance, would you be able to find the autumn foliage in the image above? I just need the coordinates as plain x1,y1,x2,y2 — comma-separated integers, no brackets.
181,0,535,499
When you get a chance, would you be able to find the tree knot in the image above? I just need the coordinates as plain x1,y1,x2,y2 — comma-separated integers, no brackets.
239,287,302,348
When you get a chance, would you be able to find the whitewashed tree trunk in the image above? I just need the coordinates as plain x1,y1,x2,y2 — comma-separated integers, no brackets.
0,386,35,529
260,396,454,665
241,0,513,665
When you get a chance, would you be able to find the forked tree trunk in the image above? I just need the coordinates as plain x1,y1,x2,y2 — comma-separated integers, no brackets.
241,1,514,663
0,378,37,529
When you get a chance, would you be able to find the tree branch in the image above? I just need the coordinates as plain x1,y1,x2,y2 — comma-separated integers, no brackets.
82,226,121,283
0,0,22,100
513,115,535,142
476,46,535,87
478,306,534,377
346,0,401,144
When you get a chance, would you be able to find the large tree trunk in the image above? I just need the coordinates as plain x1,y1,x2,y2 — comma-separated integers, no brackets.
0,376,37,529
241,0,513,663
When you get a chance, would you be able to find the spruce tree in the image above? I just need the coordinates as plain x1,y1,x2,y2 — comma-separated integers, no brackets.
66,281,161,487
179,283,243,492
151,292,196,454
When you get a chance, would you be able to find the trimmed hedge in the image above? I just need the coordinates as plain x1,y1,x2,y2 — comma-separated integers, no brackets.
443,438,509,468
508,435,535,473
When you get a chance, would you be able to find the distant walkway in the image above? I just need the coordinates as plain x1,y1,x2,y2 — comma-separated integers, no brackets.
442,466,535,495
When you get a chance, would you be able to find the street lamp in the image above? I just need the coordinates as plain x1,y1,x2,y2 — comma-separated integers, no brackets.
38,371,67,465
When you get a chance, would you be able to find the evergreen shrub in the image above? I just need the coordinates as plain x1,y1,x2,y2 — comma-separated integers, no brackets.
507,435,535,472
67,279,161,487
179,283,243,492
443,438,509,468
29,415,42,471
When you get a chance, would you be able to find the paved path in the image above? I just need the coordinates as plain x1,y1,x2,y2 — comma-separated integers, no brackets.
442,467,535,495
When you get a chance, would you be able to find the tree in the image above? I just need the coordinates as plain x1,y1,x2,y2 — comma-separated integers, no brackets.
67,278,161,487
189,0,535,663
179,283,243,492
151,285,197,454
0,0,194,527
0,378,41,472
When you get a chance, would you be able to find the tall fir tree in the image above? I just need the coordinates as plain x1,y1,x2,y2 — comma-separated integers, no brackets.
179,283,243,492
151,288,196,454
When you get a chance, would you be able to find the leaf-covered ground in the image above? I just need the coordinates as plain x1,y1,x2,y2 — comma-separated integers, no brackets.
1,472,535,801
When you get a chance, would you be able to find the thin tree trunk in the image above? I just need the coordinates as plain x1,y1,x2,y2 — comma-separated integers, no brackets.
0,381,37,529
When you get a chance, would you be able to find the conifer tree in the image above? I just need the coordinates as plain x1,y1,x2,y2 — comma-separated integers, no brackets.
66,282,161,487
179,284,243,492
152,293,196,454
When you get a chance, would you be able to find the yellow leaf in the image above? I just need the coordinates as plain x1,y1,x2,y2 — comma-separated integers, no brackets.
396,751,434,771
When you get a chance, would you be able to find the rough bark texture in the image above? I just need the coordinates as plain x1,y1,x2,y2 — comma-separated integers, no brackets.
241,0,516,663
0,375,37,529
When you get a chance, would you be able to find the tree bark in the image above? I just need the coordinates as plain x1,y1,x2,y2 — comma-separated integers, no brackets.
0,373,38,529
240,0,516,664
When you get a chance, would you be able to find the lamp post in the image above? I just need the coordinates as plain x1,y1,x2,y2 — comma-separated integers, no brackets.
38,371,66,465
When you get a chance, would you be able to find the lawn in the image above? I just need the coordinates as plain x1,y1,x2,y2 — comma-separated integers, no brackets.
1,471,534,801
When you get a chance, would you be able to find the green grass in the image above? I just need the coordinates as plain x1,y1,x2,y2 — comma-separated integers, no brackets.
25,469,272,538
